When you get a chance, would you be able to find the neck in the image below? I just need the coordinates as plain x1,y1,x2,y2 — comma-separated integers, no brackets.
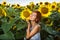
31,20,37,27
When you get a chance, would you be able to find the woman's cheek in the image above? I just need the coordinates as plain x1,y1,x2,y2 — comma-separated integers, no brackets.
33,16,36,20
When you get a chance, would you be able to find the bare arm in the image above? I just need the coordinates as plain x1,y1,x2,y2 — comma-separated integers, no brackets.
26,23,30,38
26,20,31,39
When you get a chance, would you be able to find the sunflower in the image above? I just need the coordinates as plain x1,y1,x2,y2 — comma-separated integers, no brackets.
46,21,53,26
20,8,32,20
0,8,6,16
57,2,60,8
35,3,38,5
44,2,49,5
40,2,43,5
56,28,60,32
30,2,34,5
58,8,60,13
2,2,6,6
44,2,51,7
16,4,20,8
50,2,57,11
6,3,10,8
11,4,16,8
29,2,35,10
39,2,43,7
38,5,51,17
36,2,43,6
43,18,53,26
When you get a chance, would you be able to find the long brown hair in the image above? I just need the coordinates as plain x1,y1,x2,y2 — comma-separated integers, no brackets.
33,10,42,23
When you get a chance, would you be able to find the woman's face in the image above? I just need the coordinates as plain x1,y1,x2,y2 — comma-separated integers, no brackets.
30,12,37,21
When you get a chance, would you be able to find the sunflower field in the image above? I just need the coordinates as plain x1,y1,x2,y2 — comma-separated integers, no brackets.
0,1,60,40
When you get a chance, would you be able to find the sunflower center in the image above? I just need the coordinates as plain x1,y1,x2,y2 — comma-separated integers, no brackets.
40,2,43,5
36,3,38,5
23,11,30,18
41,7,48,14
12,5,15,7
4,2,6,4
17,4,20,6
45,2,48,5
0,4,1,6
52,5,55,8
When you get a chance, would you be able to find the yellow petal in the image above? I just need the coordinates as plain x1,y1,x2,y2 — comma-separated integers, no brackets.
20,8,32,20
38,5,52,17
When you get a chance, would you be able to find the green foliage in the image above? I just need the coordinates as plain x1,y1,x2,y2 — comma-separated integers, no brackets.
0,3,60,40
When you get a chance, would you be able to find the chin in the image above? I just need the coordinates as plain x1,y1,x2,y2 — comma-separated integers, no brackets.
30,19,34,21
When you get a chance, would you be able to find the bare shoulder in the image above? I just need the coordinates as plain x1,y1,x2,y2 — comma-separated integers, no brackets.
35,24,41,28
34,24,41,31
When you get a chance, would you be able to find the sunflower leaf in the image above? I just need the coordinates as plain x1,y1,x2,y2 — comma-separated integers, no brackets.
0,31,15,40
1,17,19,33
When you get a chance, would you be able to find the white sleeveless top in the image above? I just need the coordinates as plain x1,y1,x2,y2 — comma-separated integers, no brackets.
30,25,41,40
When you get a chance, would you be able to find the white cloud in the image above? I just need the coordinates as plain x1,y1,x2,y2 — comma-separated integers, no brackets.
0,0,60,6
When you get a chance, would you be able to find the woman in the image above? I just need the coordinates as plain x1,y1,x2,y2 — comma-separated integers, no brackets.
26,10,41,40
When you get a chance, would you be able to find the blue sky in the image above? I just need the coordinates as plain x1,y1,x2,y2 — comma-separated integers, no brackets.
0,0,60,6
